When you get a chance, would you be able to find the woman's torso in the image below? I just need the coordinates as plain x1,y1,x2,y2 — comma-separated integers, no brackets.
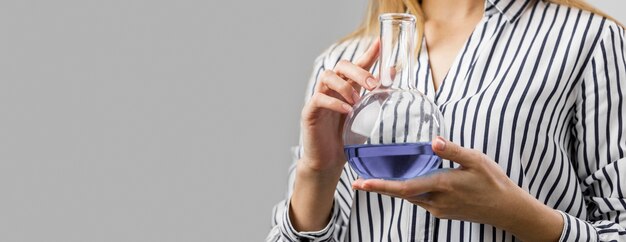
300,0,621,241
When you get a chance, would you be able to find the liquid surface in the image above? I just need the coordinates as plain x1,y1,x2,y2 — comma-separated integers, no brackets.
344,142,441,180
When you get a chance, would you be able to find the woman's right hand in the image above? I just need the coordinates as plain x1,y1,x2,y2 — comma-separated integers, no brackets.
299,39,381,175
289,39,381,232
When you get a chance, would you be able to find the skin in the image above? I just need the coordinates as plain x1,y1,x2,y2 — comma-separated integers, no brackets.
290,0,564,241
352,137,564,242
422,0,485,87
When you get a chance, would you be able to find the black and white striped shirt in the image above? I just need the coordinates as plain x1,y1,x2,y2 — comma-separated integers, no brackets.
268,0,626,241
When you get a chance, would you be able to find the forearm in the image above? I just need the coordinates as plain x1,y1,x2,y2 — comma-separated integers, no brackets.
289,159,343,232
496,185,564,242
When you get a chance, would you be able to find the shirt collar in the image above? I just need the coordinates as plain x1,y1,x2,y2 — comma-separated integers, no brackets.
485,0,535,23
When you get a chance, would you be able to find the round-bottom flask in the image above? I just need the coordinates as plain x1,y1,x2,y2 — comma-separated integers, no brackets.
342,13,445,180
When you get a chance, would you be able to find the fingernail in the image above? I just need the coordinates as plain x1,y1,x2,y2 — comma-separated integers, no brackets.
352,180,362,189
352,91,360,103
366,77,378,89
361,181,370,190
433,136,446,151
342,104,353,112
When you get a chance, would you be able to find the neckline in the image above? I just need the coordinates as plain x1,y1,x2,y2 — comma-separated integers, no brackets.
419,15,494,104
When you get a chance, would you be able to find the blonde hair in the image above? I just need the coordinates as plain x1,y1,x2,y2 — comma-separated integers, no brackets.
344,0,623,42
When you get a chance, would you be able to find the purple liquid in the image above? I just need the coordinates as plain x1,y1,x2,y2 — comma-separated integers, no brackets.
344,142,441,180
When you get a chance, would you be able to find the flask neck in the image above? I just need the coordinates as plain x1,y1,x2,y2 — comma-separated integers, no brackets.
378,14,417,90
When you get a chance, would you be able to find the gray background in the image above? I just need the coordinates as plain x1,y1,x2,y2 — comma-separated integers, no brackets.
0,1,622,241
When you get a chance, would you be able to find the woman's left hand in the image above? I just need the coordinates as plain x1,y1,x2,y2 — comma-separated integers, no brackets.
352,136,564,242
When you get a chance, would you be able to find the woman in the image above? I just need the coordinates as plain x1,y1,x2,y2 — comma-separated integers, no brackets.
268,0,626,241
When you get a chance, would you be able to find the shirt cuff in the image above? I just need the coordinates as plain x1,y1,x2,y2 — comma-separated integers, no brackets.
279,198,339,242
557,210,599,242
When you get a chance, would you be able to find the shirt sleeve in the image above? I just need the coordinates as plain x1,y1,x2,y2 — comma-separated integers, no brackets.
266,40,365,242
565,21,626,242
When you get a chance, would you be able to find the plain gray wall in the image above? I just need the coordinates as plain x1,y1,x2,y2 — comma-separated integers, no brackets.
0,1,623,242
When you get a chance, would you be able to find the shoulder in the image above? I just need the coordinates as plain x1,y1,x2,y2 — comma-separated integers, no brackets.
523,1,625,65
536,0,624,46
314,37,376,70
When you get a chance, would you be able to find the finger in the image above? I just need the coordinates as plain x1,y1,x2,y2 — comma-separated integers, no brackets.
432,136,483,168
352,176,437,198
336,38,381,90
352,178,401,198
317,70,360,104
388,66,397,81
306,92,353,114
354,38,380,70
334,59,378,91
379,66,397,87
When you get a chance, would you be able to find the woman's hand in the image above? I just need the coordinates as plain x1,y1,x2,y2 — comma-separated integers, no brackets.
299,39,380,174
352,137,564,242
290,39,381,232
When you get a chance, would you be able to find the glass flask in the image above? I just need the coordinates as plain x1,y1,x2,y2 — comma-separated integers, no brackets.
343,13,445,180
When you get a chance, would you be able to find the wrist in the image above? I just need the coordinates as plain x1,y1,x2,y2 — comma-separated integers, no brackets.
496,185,563,242
297,158,344,181
289,159,342,232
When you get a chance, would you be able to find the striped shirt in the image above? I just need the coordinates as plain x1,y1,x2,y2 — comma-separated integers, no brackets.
267,0,626,241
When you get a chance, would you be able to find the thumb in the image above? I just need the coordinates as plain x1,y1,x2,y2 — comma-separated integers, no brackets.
432,136,482,168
